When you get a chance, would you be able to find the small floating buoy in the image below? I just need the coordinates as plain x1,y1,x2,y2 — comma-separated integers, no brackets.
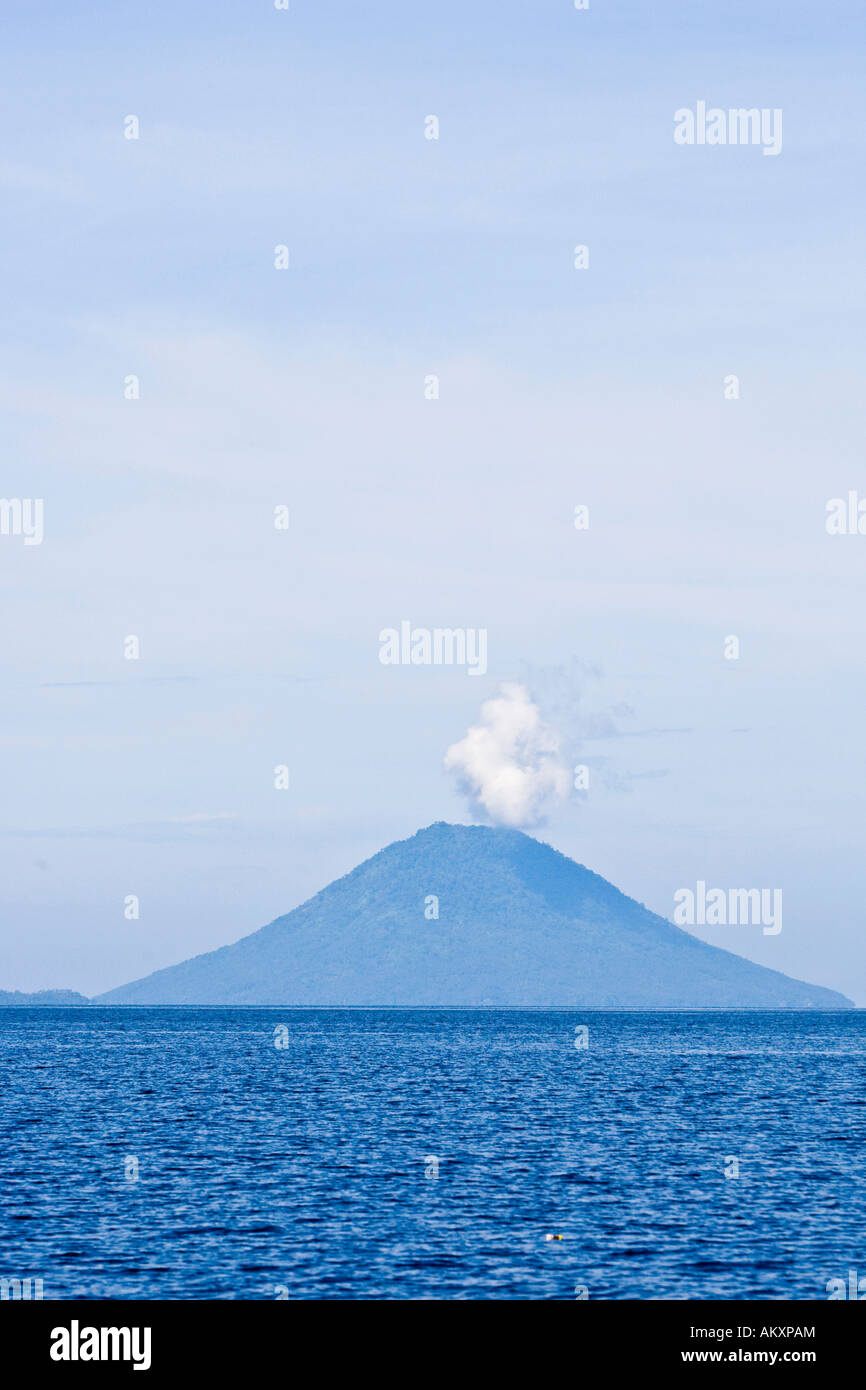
545,1233,564,1242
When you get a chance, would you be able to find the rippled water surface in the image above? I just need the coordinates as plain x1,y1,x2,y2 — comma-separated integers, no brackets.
1,1008,864,1299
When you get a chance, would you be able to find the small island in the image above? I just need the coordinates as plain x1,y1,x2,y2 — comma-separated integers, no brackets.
0,989,90,1006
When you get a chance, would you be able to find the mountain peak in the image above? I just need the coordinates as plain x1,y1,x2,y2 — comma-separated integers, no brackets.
96,826,852,1008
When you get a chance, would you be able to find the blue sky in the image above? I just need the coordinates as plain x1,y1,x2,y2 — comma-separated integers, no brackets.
2,1,865,999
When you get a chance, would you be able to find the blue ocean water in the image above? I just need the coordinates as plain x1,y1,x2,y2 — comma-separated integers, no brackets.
1,1008,863,1301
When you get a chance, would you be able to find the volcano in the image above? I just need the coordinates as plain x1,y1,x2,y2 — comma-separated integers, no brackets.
95,823,851,1007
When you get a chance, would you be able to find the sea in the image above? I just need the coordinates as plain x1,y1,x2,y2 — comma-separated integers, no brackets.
1,1007,863,1301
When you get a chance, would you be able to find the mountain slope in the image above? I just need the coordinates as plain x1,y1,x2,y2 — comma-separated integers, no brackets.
96,823,852,1007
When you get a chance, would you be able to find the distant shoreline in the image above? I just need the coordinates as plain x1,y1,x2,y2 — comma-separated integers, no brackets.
0,1001,860,1012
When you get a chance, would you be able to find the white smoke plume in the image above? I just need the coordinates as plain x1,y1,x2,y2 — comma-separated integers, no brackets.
444,682,571,828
